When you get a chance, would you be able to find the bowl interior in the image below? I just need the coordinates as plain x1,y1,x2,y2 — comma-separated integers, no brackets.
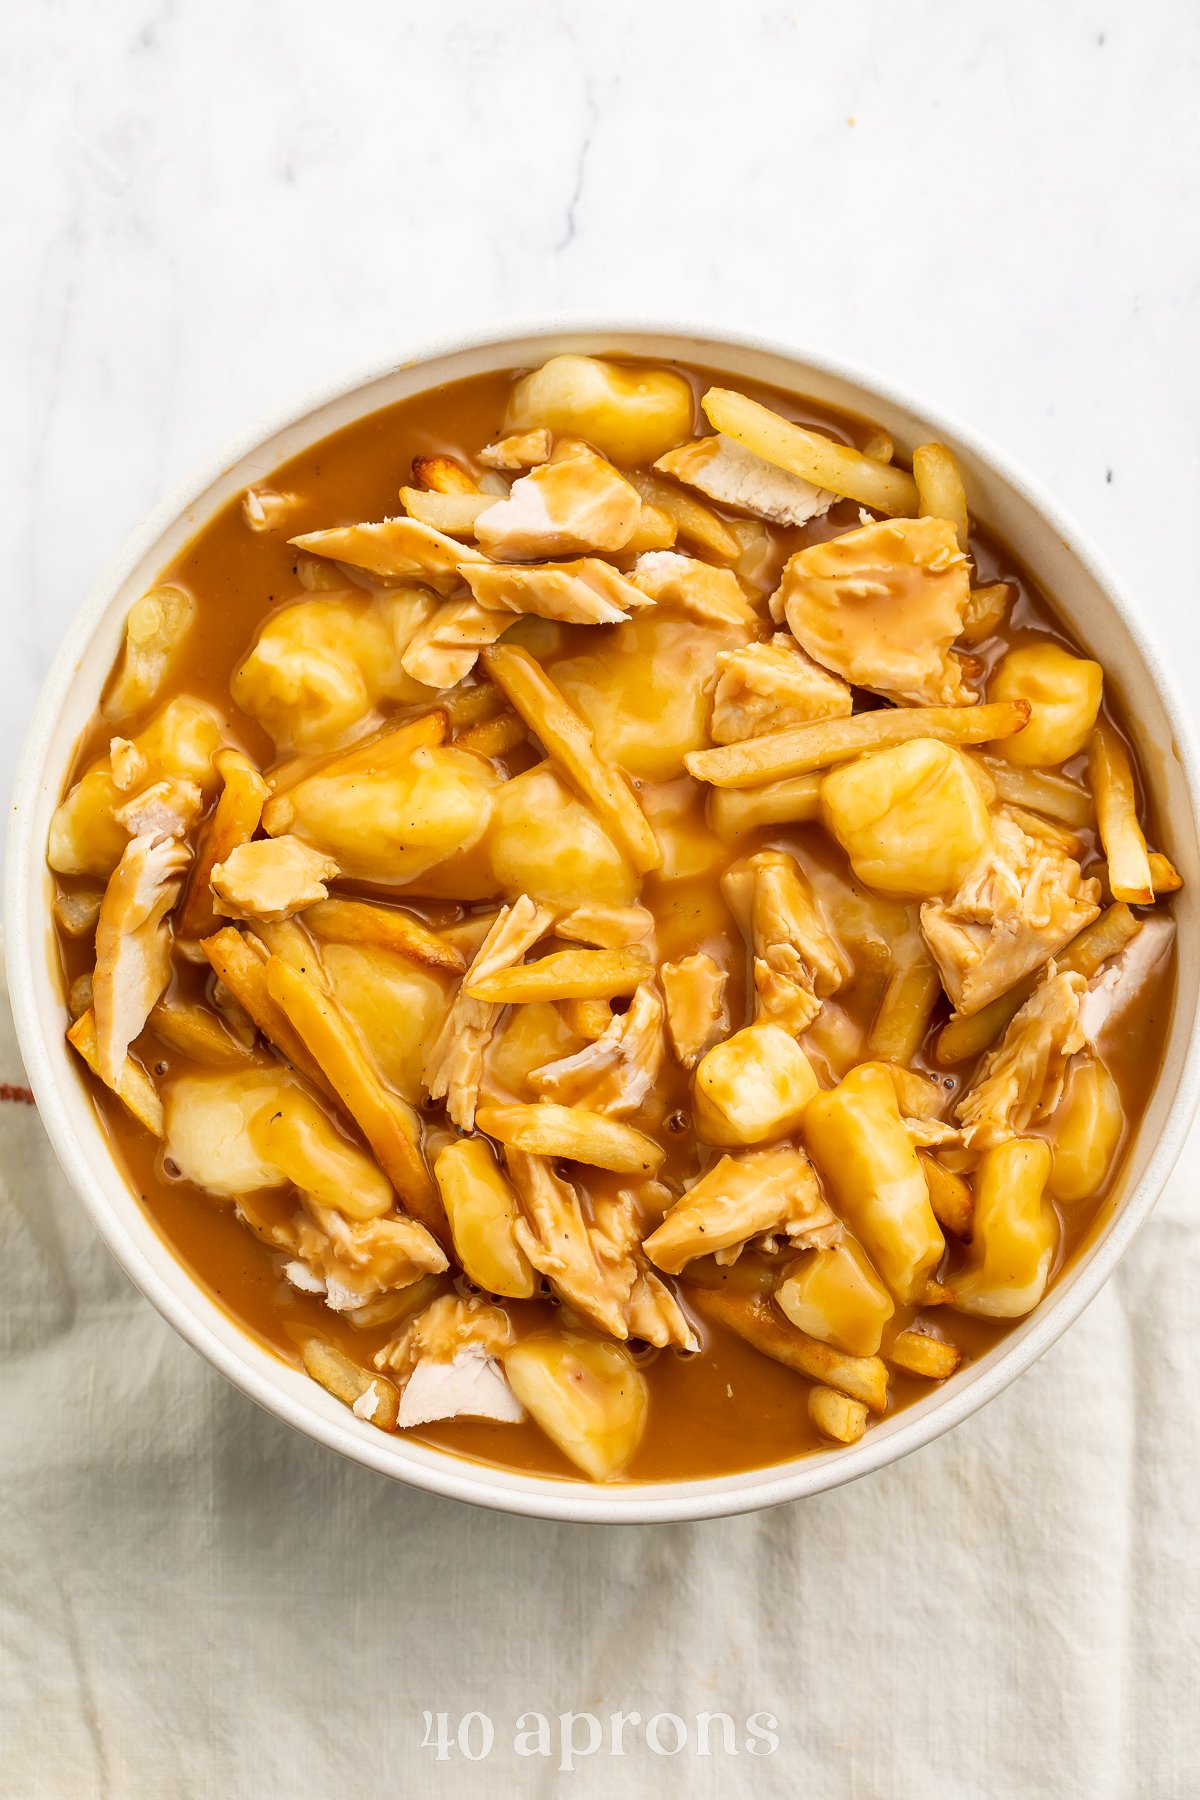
8,325,1199,1523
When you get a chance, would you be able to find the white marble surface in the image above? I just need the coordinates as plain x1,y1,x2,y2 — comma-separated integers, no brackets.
4,0,1199,810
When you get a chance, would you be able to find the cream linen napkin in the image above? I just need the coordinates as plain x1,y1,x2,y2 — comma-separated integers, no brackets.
1,938,1197,1800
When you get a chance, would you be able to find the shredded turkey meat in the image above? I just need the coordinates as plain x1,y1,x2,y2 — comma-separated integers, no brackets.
210,834,340,924
506,1149,628,1338
661,953,729,1069
654,434,836,527
643,1145,840,1275
282,1201,449,1312
372,1294,522,1426
723,850,850,1036
112,777,203,841
777,515,975,705
109,736,148,792
529,982,665,1115
423,896,555,1127
955,966,1087,1149
473,440,642,559
461,557,649,625
398,596,511,687
289,516,485,595
555,904,656,950
921,808,1101,1015
709,635,853,744
629,551,757,626
93,832,191,1086
589,1186,699,1351
478,427,554,471
506,1154,694,1351
1078,915,1175,1049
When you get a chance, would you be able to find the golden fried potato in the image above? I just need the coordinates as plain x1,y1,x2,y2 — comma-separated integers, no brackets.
989,642,1103,767
503,355,694,466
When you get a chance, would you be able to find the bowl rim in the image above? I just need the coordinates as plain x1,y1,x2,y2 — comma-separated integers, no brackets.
7,315,1200,1524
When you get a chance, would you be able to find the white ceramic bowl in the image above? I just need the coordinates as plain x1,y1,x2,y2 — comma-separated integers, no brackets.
8,323,1200,1523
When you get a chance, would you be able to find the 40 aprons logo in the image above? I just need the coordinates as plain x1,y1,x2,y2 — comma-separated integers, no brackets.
420,1708,780,1770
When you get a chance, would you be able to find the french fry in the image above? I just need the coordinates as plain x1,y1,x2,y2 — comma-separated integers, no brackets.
918,1152,974,1237
482,644,660,872
868,949,941,1065
885,1064,949,1120
685,700,1031,787
1060,902,1144,980
66,1008,163,1136
972,753,1093,828
913,443,970,551
150,999,264,1066
438,682,506,730
53,887,103,938
474,1102,665,1175
558,998,614,1038
300,1336,400,1430
176,748,269,941
1090,721,1153,904
440,911,503,960
465,946,651,1004
410,453,480,495
200,927,332,1095
66,974,93,1022
289,517,485,593
398,487,494,536
342,1274,445,1332
264,956,443,1236
689,1286,889,1412
454,710,529,759
935,984,1027,1066
554,905,655,949
251,918,329,983
305,897,465,974
707,774,824,837
701,386,920,516
263,710,449,815
626,468,742,562
1002,805,1086,859
808,1384,868,1444
960,581,1014,646
889,1329,962,1380
934,903,1142,1065
1149,850,1183,895
860,426,894,463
